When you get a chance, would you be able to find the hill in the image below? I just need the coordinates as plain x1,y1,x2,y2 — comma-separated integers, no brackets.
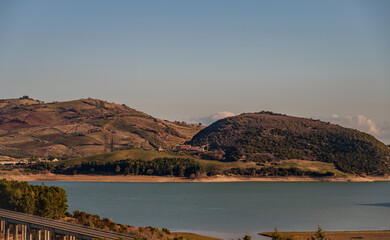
55,149,277,173
26,148,345,178
0,97,203,159
188,112,390,175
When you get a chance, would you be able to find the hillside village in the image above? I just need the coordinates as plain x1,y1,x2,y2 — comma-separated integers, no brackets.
173,145,206,152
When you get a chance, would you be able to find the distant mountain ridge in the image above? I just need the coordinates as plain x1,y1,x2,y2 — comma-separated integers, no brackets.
188,112,390,175
0,97,203,159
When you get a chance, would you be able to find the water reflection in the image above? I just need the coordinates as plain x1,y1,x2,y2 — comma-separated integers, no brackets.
359,203,390,208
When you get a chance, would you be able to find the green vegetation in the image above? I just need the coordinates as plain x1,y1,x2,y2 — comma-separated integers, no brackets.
61,149,188,166
70,210,127,232
0,178,213,240
0,149,32,158
223,167,335,177
6,97,386,176
0,179,68,219
217,160,344,177
53,158,204,178
25,149,344,178
68,210,217,240
272,160,345,175
189,112,390,175
0,177,215,240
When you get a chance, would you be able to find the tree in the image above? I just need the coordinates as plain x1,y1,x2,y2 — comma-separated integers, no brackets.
115,165,121,173
309,226,329,240
0,179,68,219
242,235,251,240
271,228,284,240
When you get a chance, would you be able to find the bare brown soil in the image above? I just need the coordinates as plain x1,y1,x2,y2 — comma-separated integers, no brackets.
0,98,203,158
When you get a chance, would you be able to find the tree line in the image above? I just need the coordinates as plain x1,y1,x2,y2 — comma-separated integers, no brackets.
0,179,187,240
53,158,204,178
29,159,337,178
0,179,68,219
217,167,335,177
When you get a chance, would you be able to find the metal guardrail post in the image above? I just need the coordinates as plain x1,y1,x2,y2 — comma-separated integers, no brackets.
5,222,10,240
13,224,18,240
0,209,134,240
26,225,31,240
21,225,25,240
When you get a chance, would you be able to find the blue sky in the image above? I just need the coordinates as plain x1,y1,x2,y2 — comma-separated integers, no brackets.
0,0,389,143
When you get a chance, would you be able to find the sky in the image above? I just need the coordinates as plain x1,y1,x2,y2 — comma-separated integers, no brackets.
0,0,389,143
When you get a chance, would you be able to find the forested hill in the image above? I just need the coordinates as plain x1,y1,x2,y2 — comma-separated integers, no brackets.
188,112,390,175
0,97,203,159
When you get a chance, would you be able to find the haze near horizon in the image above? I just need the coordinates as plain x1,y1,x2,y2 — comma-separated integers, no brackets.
0,0,389,143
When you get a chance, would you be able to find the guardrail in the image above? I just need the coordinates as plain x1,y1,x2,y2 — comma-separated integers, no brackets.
0,209,134,240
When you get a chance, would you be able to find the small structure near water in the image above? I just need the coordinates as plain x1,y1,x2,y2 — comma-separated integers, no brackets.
174,145,205,152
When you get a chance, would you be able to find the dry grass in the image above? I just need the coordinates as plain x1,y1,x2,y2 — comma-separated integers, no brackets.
61,149,266,172
260,230,390,240
0,98,202,159
197,159,261,172
55,149,353,178
173,232,222,240
272,159,347,176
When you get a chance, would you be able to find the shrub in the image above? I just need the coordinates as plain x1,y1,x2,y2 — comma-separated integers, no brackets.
0,179,68,219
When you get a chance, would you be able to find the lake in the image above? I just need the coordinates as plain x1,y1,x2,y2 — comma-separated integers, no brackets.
30,181,390,239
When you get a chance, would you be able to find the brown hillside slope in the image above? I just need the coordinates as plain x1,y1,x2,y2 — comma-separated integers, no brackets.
0,97,202,159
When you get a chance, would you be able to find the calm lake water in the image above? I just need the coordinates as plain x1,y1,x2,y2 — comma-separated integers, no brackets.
30,181,390,240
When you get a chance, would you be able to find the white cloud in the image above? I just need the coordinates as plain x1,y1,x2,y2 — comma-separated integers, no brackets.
328,114,379,135
321,115,390,145
208,111,236,122
187,111,235,125
380,121,390,138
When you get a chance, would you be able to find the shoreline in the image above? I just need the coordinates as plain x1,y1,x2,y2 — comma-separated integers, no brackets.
260,230,390,240
1,173,390,182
